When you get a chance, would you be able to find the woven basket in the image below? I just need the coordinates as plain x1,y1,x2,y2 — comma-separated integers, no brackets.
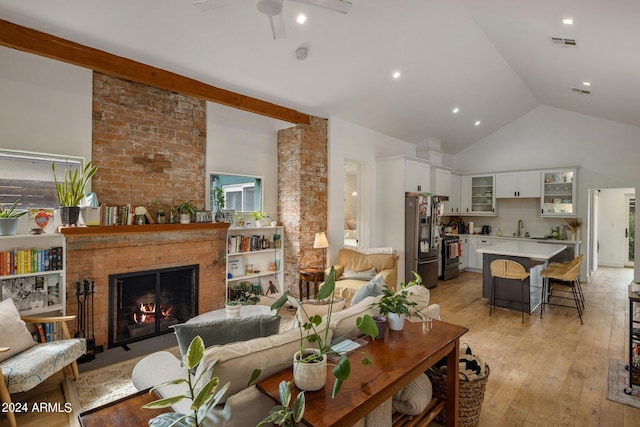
426,364,490,427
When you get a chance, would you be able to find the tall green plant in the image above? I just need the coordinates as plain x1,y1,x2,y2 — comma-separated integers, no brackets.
249,267,378,398
51,161,98,206
143,336,230,427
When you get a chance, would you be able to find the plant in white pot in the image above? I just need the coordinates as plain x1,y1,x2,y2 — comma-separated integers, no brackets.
250,267,378,397
176,200,197,224
0,200,28,236
52,161,99,226
371,271,422,331
250,211,267,227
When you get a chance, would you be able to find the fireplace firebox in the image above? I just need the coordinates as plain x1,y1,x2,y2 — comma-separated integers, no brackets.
108,265,198,347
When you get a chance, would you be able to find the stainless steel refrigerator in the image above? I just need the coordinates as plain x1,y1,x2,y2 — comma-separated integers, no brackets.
405,193,441,288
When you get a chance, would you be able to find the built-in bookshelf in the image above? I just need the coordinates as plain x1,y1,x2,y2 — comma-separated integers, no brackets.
0,233,66,316
225,226,284,302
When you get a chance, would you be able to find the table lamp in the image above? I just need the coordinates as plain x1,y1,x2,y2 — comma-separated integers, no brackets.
313,231,329,270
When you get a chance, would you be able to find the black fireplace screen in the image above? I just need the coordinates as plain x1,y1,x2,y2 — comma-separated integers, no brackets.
108,265,198,347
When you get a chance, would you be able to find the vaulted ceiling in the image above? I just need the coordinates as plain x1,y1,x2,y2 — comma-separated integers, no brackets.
1,0,638,154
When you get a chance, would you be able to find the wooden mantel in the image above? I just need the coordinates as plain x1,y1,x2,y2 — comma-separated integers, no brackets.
59,222,230,236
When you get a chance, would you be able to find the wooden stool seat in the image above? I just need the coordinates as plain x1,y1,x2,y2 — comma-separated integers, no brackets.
489,259,530,322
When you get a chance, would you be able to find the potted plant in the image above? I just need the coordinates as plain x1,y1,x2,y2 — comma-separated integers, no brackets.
51,161,99,226
143,335,230,427
176,200,197,224
225,281,260,318
233,212,245,228
213,187,226,222
371,271,423,331
151,200,168,224
250,267,378,397
250,211,267,227
257,380,305,427
0,200,28,236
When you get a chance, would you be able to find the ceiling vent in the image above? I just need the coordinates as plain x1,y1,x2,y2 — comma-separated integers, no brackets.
551,37,577,47
571,87,591,95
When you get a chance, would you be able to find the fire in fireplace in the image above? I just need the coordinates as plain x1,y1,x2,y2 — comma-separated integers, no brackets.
108,265,198,347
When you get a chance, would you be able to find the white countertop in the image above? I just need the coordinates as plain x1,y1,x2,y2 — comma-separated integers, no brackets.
452,234,581,245
476,240,567,260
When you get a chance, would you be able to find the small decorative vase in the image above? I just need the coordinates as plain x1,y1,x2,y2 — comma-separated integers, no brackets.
225,304,241,318
156,211,166,224
387,312,406,331
293,349,327,391
135,214,145,225
255,219,263,227
215,211,226,223
373,316,387,340
180,213,191,224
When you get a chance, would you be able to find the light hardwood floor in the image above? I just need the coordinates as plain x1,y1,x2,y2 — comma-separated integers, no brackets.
2,266,639,427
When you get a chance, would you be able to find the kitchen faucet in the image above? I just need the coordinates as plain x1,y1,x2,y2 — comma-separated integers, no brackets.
517,219,524,237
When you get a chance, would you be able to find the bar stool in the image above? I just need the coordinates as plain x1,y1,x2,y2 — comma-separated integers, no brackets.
547,254,585,308
490,259,530,322
540,257,584,325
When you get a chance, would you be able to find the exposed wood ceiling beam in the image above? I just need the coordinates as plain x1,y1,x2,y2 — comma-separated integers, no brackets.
0,19,310,125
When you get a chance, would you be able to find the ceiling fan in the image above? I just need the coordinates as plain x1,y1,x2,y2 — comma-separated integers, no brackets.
193,0,352,39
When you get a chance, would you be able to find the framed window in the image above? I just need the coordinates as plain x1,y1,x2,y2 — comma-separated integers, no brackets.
210,173,262,213
0,149,86,209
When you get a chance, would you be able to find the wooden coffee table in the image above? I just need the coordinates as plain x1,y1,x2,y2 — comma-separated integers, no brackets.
257,319,468,427
78,388,169,427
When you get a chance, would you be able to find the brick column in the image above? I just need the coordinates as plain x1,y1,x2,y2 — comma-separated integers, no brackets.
277,117,328,296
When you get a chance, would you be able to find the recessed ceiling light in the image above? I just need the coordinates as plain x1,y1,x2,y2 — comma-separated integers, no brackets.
392,71,401,79
562,18,573,25
474,120,481,126
452,107,460,114
582,81,591,86
296,14,307,24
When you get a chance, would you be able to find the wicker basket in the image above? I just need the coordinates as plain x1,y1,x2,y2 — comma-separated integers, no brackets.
426,364,490,427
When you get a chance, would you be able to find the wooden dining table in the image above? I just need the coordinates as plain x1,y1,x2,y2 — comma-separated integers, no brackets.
256,319,468,427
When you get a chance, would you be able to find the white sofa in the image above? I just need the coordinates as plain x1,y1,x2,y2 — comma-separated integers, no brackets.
132,289,441,427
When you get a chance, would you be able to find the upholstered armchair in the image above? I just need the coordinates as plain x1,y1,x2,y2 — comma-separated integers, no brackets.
0,299,86,427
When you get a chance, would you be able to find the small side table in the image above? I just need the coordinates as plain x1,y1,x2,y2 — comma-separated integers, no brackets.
299,268,324,300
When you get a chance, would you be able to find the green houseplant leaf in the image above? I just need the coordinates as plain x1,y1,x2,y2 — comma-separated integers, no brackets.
51,161,98,206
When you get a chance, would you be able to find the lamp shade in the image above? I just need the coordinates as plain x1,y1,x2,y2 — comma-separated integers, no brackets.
313,232,329,249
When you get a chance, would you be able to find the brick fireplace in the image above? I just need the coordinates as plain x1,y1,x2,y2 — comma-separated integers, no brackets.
62,223,228,349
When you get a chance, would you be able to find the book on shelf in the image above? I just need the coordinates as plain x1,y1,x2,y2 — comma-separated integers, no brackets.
228,258,244,278
1,276,49,312
35,323,46,343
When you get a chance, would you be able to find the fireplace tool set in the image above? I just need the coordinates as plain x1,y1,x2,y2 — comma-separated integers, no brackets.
75,279,96,363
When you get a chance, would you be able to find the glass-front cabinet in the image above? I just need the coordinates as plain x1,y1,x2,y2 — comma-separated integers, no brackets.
467,174,495,215
541,169,577,217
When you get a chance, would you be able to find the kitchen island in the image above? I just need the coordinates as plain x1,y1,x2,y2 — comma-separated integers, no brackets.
477,241,567,314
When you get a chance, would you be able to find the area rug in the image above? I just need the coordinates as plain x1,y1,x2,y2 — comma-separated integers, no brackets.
63,346,181,418
607,358,640,409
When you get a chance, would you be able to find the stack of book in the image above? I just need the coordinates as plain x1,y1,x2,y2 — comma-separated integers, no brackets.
0,246,63,275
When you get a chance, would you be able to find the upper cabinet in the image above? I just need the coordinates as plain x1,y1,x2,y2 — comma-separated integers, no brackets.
541,169,577,217
443,173,461,215
461,174,496,216
405,158,431,193
430,168,451,197
495,171,541,198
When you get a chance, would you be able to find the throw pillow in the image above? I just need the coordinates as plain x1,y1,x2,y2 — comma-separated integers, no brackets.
340,267,377,281
351,275,386,306
0,298,37,363
172,315,281,356
293,298,346,328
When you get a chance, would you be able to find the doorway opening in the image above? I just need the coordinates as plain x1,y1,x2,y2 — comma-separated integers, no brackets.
344,160,360,247
626,194,635,267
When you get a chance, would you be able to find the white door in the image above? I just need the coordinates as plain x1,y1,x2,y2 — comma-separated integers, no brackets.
625,193,635,268
344,160,361,247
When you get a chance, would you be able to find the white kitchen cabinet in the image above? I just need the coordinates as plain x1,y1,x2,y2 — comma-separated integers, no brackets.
495,171,541,198
443,173,461,215
541,169,577,217
467,236,478,269
430,168,451,197
226,226,284,300
405,158,431,193
459,235,469,270
0,233,66,316
460,174,495,215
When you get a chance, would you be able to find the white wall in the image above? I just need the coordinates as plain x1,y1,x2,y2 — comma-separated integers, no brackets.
327,116,416,265
0,46,92,160
453,105,640,279
205,103,290,217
